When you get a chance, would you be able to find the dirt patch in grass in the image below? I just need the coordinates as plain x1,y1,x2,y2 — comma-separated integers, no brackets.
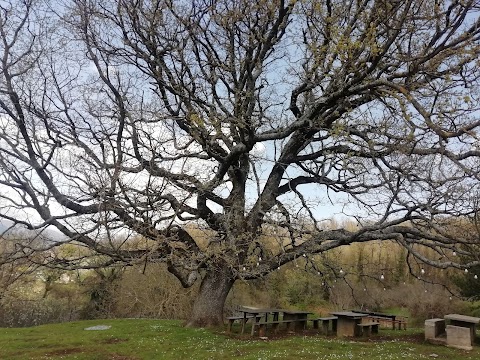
364,333,425,344
227,329,426,344
226,329,336,341
101,337,129,344
107,353,140,360
45,347,84,356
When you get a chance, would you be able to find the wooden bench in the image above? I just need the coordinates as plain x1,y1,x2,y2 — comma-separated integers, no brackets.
309,316,338,334
368,316,407,330
226,315,261,333
251,319,299,337
357,322,380,336
352,310,407,330
392,318,407,330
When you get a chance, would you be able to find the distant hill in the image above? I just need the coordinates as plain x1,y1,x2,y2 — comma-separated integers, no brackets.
0,219,66,242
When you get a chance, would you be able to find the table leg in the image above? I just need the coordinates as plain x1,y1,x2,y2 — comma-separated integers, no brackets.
297,314,307,331
241,314,247,334
354,319,362,337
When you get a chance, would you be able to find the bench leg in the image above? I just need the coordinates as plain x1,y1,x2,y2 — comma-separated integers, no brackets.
363,326,371,336
251,322,257,336
322,320,329,335
241,318,247,334
249,317,263,335
272,323,279,333
227,319,234,333
259,324,266,337
372,324,379,334
332,319,337,334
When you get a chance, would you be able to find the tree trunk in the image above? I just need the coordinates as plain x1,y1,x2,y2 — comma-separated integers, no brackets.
186,265,235,327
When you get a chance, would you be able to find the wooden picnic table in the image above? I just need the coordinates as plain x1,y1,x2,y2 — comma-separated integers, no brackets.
238,306,284,320
282,310,313,331
237,307,313,335
237,307,284,334
330,311,369,337
351,309,407,329
351,309,397,320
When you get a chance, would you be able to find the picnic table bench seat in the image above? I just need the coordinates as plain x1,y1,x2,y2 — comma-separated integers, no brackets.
357,321,380,336
367,315,407,330
226,314,262,333
251,319,300,336
309,316,338,334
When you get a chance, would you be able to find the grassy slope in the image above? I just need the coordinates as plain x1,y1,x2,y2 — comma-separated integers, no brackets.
0,319,479,360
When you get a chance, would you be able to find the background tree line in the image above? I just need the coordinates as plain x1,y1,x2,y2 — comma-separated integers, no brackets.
0,221,476,327
1,0,480,327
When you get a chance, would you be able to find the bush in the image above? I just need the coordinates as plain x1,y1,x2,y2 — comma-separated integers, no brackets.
110,264,199,320
0,296,82,327
79,268,123,319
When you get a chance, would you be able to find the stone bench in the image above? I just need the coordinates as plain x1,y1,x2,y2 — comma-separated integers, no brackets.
309,316,338,334
251,319,299,337
425,318,446,343
446,325,473,350
357,322,380,336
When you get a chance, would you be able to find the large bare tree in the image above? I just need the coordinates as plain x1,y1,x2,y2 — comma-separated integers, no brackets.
1,0,480,326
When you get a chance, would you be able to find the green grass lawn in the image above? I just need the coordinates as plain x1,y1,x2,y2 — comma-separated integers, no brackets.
0,318,479,359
